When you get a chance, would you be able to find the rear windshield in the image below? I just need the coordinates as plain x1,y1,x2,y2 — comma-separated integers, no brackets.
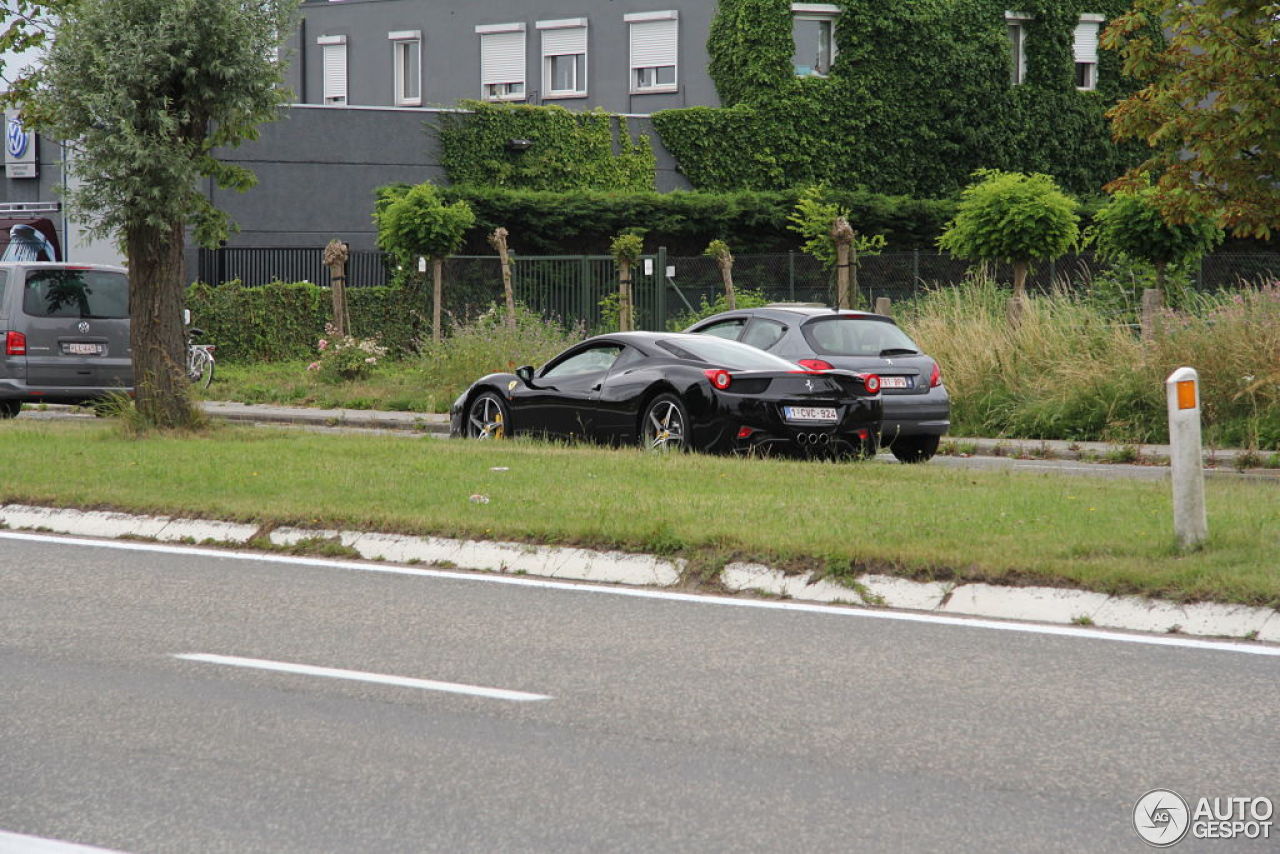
656,336,800,371
801,316,920,357
23,269,129,319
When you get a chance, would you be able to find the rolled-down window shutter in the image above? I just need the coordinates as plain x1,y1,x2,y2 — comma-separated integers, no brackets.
542,26,586,56
322,42,347,102
630,19,677,69
1073,21,1099,64
481,31,526,85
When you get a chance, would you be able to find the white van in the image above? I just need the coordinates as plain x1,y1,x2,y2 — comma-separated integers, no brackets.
0,262,132,418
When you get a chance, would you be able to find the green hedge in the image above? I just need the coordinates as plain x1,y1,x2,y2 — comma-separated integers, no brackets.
436,185,957,255
186,280,430,362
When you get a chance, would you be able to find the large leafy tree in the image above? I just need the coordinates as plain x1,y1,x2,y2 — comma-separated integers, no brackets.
0,1,61,103
21,0,295,428
1103,0,1280,239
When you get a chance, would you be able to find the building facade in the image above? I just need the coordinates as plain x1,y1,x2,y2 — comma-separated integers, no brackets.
286,0,721,115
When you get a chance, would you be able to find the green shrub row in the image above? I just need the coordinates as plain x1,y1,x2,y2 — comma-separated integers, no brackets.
186,280,430,362
436,185,957,255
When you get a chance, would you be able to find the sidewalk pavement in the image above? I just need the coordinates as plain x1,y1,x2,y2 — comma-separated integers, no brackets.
198,401,1271,468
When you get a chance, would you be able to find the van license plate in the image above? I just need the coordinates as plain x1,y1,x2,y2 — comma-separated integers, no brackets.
65,342,103,355
784,406,837,422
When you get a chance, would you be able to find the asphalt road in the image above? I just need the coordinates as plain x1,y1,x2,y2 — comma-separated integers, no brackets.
2,535,1278,853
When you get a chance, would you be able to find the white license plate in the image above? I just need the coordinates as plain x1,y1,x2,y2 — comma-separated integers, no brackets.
784,406,838,422
65,342,103,355
880,376,911,389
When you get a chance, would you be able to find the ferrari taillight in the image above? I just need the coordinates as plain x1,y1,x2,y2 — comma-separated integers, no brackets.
5,331,26,356
862,373,881,394
929,362,942,388
796,358,834,371
704,369,732,390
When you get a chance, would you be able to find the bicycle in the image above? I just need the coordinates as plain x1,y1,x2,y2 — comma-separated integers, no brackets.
186,326,216,389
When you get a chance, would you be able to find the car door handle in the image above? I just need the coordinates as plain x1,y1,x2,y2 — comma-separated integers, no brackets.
590,383,602,392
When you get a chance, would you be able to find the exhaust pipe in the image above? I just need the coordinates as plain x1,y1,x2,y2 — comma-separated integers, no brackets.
818,433,831,446
796,433,809,446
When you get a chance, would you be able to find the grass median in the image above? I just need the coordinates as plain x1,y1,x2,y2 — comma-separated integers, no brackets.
2,420,1277,606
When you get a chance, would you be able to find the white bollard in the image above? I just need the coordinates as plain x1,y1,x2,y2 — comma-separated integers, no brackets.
1166,367,1207,549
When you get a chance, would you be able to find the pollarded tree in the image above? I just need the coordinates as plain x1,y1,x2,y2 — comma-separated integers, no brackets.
375,182,476,343
937,170,1080,304
22,0,295,429
610,232,643,332
1104,0,1280,239
1088,185,1224,291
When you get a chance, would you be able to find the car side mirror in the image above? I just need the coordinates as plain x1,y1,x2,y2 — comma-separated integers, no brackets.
515,365,538,387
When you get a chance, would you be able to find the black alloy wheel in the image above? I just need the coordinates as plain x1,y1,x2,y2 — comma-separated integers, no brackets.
466,391,510,440
0,400,20,419
889,434,940,463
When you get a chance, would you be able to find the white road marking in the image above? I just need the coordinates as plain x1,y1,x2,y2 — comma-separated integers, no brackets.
173,653,551,702
0,829,129,853
3,530,1279,659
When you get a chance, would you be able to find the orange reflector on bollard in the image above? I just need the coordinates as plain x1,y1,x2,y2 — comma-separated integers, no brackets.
1176,379,1197,410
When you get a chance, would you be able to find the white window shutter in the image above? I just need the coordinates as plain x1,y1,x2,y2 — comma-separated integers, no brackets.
1073,21,1099,64
481,31,526,85
630,19,677,69
322,43,347,102
542,26,586,56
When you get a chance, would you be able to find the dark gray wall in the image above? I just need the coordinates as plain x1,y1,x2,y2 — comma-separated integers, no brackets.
290,0,720,114
206,104,687,256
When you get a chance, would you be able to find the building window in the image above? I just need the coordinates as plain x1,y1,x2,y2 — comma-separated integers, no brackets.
538,18,587,98
1006,12,1031,85
626,11,678,94
388,30,422,106
476,22,526,102
791,3,839,77
1074,14,1103,91
317,34,347,104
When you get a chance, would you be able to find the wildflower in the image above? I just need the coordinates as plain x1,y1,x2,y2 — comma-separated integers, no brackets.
307,361,320,371
318,339,328,351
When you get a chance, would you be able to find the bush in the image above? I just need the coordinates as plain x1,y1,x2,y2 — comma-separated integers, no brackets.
306,324,388,383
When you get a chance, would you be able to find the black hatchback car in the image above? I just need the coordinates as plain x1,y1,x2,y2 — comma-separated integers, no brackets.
686,305,949,462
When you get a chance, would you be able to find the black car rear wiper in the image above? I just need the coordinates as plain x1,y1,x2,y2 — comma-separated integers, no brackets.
878,347,920,356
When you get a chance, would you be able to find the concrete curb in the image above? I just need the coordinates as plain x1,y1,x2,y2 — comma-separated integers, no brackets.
2,503,1274,645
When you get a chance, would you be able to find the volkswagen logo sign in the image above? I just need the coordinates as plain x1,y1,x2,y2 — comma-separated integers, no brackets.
5,116,29,159
78,321,91,334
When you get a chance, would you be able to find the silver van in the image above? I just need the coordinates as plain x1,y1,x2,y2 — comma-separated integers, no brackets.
0,262,133,418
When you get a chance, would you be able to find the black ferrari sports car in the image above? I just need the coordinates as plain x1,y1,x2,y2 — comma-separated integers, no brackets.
449,331,883,457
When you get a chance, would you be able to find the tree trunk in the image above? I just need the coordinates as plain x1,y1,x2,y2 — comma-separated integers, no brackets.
1012,260,1028,300
835,241,851,309
328,263,349,336
126,220,199,429
716,255,736,311
488,227,517,330
432,257,444,344
1007,259,1029,326
618,259,633,331
831,216,854,309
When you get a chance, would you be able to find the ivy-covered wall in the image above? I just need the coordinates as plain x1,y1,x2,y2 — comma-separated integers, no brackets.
656,0,1149,198
436,101,657,192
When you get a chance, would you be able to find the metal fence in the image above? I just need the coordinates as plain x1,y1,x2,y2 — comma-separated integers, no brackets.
194,247,1280,331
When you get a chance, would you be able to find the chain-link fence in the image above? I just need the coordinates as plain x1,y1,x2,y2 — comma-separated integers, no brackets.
194,247,1280,331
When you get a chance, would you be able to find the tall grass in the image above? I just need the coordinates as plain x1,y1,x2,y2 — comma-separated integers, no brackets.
899,277,1280,449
